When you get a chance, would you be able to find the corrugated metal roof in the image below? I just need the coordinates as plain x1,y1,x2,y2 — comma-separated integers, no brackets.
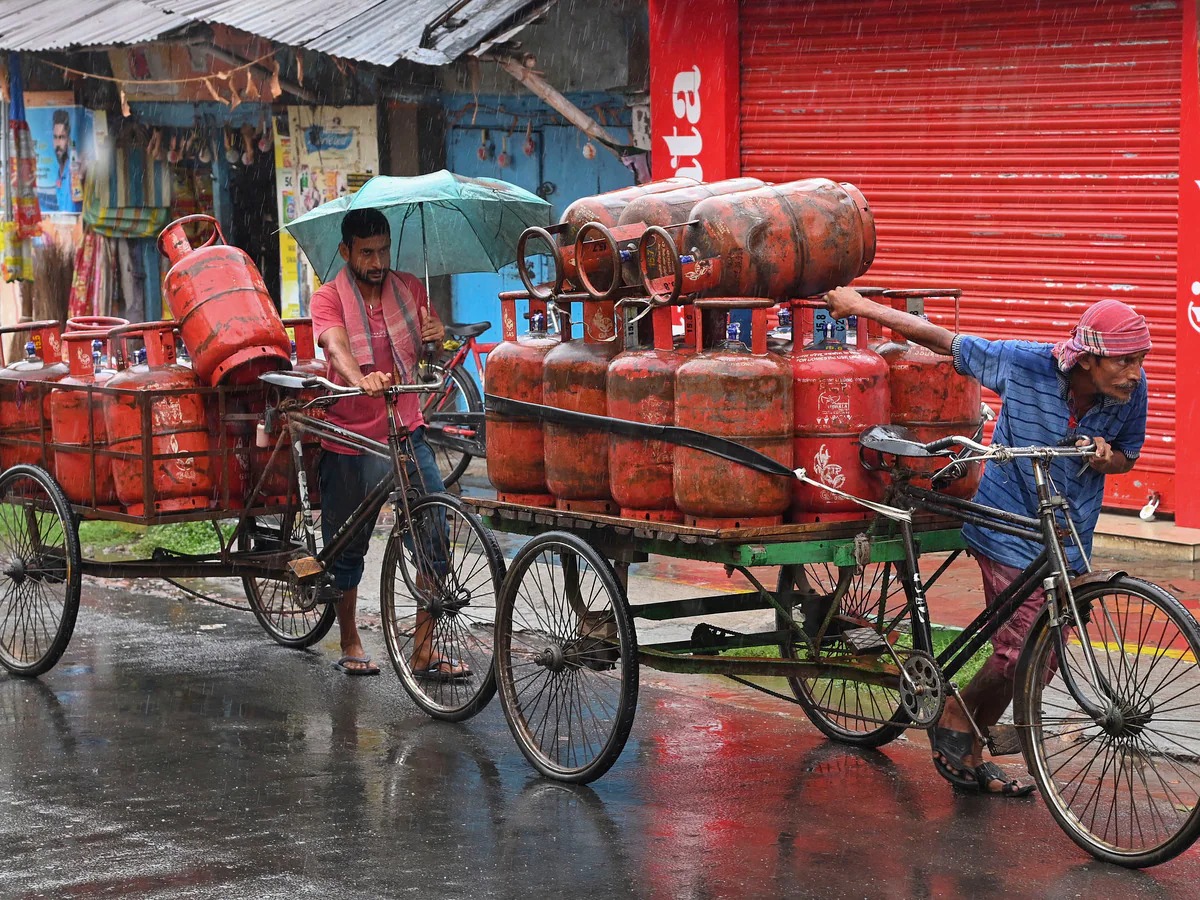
0,0,187,51
0,0,545,66
153,0,541,66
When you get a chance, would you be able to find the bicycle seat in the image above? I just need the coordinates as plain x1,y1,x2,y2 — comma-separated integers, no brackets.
445,321,491,339
858,425,937,457
260,371,312,391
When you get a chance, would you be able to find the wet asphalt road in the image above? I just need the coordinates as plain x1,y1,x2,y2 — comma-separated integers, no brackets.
3,574,1200,899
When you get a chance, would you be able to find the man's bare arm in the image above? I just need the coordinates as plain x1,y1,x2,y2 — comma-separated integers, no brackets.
824,286,957,356
318,326,392,396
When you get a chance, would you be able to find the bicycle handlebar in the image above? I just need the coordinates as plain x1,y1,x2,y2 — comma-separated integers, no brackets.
925,434,1096,462
300,374,447,397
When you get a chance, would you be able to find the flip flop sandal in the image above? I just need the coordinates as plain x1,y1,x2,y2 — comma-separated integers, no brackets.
333,655,381,677
929,725,977,789
975,762,1036,797
411,659,473,682
933,756,979,791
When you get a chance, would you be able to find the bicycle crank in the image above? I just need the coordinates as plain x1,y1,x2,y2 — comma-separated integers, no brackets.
899,650,946,727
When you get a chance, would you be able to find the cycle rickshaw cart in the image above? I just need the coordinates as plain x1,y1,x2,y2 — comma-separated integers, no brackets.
470,395,1200,869
0,321,506,723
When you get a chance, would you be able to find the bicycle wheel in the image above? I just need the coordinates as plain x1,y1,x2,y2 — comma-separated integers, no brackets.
381,493,504,721
240,511,337,648
1015,576,1200,867
495,532,638,783
0,465,81,676
777,561,912,747
422,364,482,489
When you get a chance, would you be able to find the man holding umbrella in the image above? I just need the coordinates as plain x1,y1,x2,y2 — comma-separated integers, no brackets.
310,207,464,678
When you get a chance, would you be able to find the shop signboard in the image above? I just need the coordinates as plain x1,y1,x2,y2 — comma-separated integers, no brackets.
274,105,379,317
1178,1,1199,528
647,0,739,182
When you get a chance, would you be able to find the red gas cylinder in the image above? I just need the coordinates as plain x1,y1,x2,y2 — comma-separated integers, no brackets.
0,320,67,471
608,304,691,522
877,293,982,499
543,294,622,513
673,299,793,528
51,331,120,508
574,178,766,300
639,179,876,304
158,214,291,387
518,178,700,299
485,291,560,506
66,315,128,332
104,322,215,516
788,305,890,523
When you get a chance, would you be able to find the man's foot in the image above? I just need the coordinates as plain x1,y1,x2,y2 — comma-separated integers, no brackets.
975,762,1036,797
929,726,978,789
410,657,472,682
333,654,381,677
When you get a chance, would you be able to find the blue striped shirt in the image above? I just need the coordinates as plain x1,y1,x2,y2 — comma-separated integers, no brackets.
951,335,1147,571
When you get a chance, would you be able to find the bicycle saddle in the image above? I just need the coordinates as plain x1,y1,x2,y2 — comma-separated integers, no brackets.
445,321,491,338
858,424,937,457
259,371,311,390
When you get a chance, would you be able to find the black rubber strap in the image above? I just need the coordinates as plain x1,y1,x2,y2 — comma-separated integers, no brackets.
485,394,795,479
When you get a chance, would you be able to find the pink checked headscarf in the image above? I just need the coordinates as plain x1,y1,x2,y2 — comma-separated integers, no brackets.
1051,299,1152,373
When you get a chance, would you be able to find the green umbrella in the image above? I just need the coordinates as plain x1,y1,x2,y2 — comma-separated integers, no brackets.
282,169,551,285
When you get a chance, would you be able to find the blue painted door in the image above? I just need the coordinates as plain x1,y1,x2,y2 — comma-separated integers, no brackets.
446,128,546,379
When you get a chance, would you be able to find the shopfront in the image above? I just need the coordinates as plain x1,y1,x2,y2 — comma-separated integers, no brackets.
649,0,1197,525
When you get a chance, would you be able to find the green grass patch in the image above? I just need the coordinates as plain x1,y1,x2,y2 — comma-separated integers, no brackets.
76,519,235,557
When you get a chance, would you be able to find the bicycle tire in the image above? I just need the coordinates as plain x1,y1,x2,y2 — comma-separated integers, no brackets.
1014,575,1200,868
495,532,638,783
777,562,913,748
0,465,81,676
380,493,504,721
239,512,337,648
423,363,483,489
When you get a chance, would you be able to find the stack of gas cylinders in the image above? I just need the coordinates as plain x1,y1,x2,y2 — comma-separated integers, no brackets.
487,177,982,528
0,213,311,518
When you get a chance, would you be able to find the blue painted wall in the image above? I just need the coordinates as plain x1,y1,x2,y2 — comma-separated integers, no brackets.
441,93,634,379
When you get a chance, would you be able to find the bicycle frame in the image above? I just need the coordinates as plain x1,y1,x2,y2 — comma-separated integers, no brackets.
262,384,435,591
890,453,1113,721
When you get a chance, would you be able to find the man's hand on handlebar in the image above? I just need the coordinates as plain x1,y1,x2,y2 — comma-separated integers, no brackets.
355,371,393,398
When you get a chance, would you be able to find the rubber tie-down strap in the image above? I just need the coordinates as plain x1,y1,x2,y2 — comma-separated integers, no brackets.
484,394,794,480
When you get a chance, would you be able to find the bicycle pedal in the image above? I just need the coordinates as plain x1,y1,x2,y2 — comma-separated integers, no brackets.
842,627,888,655
287,556,324,580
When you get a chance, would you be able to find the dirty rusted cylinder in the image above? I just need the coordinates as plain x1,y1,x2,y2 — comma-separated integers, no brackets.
543,295,622,513
608,304,690,522
103,322,214,516
877,295,981,499
484,292,560,506
559,177,701,243
519,178,701,298
158,214,291,387
0,320,67,471
575,178,766,300
51,331,120,508
673,299,793,528
788,304,889,522
643,179,876,302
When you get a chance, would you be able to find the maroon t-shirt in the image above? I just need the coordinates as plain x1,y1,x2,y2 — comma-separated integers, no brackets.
309,277,429,454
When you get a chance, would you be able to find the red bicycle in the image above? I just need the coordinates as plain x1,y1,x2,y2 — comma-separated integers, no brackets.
422,320,494,487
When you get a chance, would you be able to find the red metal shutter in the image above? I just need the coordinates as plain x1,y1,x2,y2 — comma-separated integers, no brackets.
740,0,1180,513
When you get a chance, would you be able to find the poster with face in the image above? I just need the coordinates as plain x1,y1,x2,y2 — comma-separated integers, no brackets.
26,96,94,214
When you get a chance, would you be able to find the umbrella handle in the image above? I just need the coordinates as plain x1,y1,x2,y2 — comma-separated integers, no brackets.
157,214,225,264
